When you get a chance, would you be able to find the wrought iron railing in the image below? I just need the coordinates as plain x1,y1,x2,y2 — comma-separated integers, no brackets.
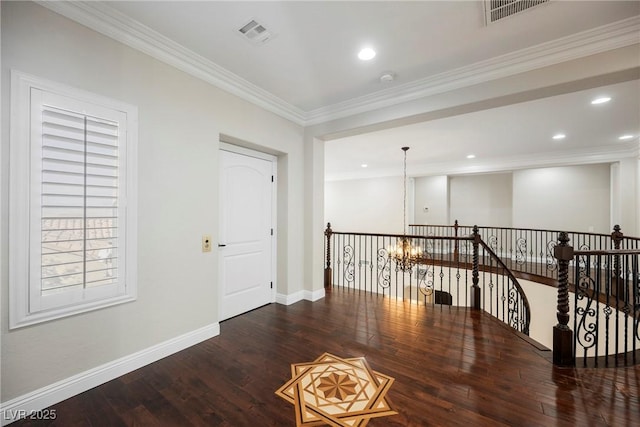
574,250,639,366
410,222,640,285
326,222,640,367
553,231,640,367
324,223,531,335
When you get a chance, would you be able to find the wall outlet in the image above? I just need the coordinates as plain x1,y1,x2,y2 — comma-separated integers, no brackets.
202,234,212,252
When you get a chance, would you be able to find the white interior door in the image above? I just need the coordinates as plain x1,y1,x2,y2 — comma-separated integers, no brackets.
219,148,274,321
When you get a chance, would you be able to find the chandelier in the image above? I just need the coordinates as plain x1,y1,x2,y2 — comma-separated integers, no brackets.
388,147,423,272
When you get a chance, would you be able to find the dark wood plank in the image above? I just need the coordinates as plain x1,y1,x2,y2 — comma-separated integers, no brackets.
9,290,639,426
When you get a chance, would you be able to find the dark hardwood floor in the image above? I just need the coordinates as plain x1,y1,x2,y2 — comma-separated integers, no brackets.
11,289,639,426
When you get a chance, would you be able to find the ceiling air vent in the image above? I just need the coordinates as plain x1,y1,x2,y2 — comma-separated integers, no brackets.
484,0,550,25
238,19,274,45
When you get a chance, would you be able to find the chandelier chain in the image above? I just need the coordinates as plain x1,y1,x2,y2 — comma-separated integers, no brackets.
403,148,407,236
390,146,421,273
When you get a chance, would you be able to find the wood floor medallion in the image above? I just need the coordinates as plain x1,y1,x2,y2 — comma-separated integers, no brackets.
276,353,397,426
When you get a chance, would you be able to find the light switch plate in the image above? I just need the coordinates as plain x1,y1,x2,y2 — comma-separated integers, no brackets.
202,234,212,252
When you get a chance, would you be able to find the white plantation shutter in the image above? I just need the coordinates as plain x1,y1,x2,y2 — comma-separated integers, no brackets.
34,100,122,308
10,72,137,328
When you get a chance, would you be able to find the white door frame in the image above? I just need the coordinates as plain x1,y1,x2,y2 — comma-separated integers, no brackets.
218,142,277,318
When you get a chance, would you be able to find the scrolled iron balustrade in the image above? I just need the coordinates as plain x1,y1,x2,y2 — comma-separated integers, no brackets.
477,239,531,335
417,262,434,297
342,245,355,284
546,240,558,271
323,224,530,336
377,248,391,289
515,236,527,265
507,286,521,332
488,234,499,253
326,222,640,367
409,222,640,287
561,246,639,367
574,260,599,356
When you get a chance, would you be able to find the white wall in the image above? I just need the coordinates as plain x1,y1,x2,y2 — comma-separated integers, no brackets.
328,163,627,235
616,157,639,235
303,136,328,296
513,164,611,233
413,175,448,225
449,173,513,227
324,176,406,234
1,1,305,404
518,280,556,348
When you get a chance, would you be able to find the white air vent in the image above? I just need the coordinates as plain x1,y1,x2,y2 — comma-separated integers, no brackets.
238,19,274,44
484,0,550,25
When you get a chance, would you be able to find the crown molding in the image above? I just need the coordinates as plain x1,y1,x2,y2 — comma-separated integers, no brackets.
306,15,640,125
37,2,639,127
325,143,640,182
36,1,308,125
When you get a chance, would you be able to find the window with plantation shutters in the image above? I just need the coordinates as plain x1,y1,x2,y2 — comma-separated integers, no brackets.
37,103,123,304
10,72,138,328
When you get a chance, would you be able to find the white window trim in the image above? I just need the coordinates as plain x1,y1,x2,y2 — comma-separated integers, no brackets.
9,71,138,329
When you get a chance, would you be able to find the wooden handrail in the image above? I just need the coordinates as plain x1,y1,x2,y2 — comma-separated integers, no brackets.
411,223,640,243
410,222,640,288
574,249,640,255
478,239,531,335
331,230,473,240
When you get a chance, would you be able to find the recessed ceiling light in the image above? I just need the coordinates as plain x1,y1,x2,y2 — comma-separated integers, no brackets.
552,133,566,140
361,164,368,168
358,47,376,61
591,97,611,105
619,134,634,140
466,154,476,159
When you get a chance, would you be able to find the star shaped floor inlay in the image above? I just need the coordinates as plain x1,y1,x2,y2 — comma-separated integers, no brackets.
276,353,397,427
317,372,358,400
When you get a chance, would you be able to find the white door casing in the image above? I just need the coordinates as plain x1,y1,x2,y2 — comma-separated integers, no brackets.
219,147,275,321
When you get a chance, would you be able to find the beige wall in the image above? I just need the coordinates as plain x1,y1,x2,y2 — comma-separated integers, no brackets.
449,173,513,227
616,157,639,235
327,165,621,234
324,176,406,234
512,164,611,233
1,1,305,402
413,176,449,225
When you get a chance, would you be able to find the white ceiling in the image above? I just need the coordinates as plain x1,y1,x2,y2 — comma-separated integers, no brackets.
326,79,640,180
51,1,640,180
104,0,638,112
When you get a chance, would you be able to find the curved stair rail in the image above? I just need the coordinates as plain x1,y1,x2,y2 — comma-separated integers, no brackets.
477,238,531,335
412,222,640,367
323,223,531,336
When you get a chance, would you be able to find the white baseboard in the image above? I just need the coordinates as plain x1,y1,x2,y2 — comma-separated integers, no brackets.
276,288,325,305
305,288,325,302
0,323,220,426
276,290,304,305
